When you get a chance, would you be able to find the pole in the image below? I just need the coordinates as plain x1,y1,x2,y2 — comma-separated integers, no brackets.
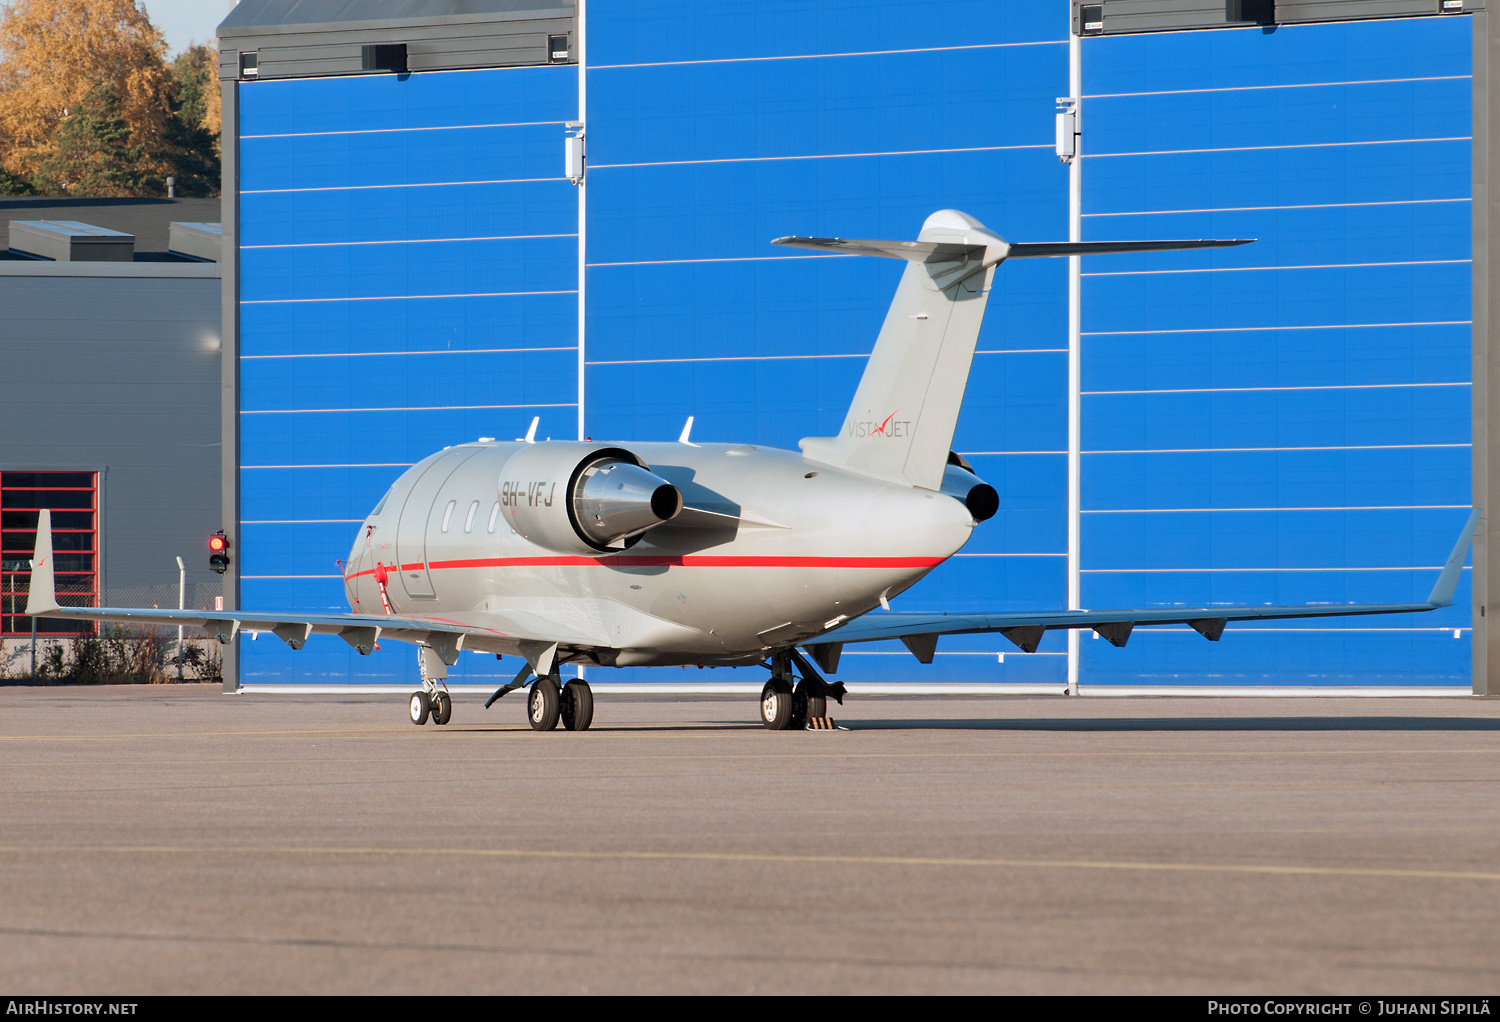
576,0,587,444
575,0,588,687
1066,30,1082,696
176,556,185,682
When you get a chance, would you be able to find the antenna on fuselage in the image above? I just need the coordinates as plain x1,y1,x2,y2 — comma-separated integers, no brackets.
678,416,698,446
518,417,539,443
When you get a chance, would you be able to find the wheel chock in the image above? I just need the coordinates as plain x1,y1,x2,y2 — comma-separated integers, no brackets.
805,717,845,730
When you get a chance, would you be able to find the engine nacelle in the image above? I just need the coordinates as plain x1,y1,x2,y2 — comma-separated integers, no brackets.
940,452,999,522
499,442,683,554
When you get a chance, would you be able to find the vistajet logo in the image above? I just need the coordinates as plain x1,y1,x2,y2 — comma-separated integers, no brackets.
847,410,911,439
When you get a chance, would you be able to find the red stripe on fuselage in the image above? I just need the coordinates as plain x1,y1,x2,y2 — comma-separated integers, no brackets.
344,554,945,582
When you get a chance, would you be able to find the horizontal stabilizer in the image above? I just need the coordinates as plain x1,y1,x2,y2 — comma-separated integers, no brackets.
772,235,1254,265
1005,239,1253,259
772,235,982,264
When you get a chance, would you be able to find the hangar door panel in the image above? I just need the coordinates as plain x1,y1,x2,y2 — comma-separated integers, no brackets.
236,60,578,685
395,449,479,601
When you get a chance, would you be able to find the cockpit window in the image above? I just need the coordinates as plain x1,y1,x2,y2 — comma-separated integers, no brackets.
372,486,395,516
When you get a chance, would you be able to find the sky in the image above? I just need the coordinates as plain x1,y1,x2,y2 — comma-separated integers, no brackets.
139,0,238,57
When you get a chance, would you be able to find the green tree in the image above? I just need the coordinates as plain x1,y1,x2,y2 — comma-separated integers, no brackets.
165,43,220,196
33,81,152,196
0,163,37,194
0,1,220,197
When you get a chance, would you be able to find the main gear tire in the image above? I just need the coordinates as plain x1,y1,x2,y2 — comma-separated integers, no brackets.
561,680,594,731
529,676,561,732
432,691,452,726
760,678,794,731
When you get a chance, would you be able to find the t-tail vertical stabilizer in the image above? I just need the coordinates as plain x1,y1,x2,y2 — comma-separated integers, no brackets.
776,211,1253,491
780,210,1006,491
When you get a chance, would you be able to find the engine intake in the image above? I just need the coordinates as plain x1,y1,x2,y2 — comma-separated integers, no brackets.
499,443,683,554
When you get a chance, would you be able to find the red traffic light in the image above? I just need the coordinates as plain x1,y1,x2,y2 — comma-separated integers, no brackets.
209,530,231,574
209,534,227,552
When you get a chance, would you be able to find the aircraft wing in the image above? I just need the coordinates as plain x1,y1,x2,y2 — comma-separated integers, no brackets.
23,511,599,666
815,510,1481,658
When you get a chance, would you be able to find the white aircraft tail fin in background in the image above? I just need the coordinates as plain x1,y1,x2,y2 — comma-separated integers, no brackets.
26,508,59,616
778,210,1252,491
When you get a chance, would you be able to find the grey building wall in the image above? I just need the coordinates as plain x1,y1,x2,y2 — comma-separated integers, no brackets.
217,0,575,80
0,262,224,607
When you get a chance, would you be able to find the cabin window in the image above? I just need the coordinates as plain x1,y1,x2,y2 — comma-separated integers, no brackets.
464,500,479,533
440,500,456,532
487,502,500,533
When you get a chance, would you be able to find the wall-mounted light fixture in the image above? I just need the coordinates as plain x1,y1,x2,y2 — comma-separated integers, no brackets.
566,122,585,185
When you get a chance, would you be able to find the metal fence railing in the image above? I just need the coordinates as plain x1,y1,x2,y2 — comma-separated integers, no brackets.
0,582,226,683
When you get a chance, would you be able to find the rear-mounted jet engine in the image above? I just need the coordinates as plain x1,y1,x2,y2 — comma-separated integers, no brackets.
498,442,683,554
940,452,999,523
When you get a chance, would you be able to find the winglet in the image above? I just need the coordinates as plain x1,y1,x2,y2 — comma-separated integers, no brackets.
25,509,59,616
1426,508,1482,607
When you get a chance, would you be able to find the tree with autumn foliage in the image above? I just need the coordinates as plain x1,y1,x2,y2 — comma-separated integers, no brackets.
0,0,220,197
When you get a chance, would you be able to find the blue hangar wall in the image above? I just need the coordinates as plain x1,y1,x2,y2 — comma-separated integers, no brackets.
1077,14,1473,686
235,2,1472,688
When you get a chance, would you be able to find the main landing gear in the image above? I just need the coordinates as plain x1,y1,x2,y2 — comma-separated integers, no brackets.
526,674,594,731
759,651,844,731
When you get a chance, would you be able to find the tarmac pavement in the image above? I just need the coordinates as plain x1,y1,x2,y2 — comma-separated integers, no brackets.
1,684,1498,994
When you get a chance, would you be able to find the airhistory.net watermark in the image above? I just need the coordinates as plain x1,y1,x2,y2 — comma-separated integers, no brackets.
6,1004,138,1016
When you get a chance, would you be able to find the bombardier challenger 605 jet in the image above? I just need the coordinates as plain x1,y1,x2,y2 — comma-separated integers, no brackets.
26,211,1479,731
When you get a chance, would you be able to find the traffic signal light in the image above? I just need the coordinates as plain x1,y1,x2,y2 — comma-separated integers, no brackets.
209,530,231,574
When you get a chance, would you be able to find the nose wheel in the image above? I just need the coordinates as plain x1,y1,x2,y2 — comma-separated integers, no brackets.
410,645,453,725
409,689,451,725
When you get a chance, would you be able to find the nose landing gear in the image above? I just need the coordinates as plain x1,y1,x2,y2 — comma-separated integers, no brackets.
409,646,452,726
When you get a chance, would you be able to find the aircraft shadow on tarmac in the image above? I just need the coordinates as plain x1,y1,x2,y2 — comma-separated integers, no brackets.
842,716,1500,732
442,717,1500,733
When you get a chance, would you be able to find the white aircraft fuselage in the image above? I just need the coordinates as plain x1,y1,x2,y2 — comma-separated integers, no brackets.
342,440,980,667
